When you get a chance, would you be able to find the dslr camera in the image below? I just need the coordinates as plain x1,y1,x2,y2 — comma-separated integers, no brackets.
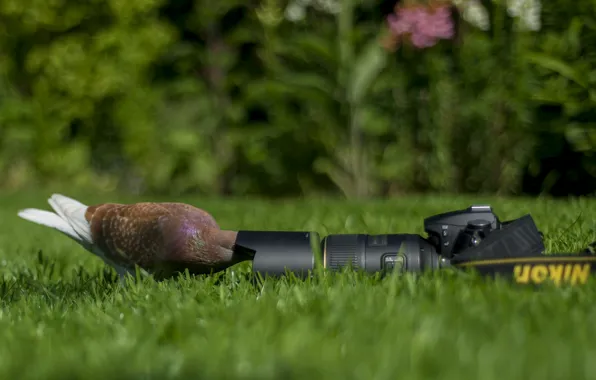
234,205,546,278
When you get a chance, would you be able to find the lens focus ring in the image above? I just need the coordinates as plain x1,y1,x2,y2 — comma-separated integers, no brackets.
324,235,363,270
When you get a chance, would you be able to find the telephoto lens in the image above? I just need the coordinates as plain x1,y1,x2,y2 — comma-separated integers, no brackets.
321,233,443,274
234,230,446,278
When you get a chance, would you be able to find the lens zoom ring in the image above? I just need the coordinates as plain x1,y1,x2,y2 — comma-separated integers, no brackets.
326,235,360,270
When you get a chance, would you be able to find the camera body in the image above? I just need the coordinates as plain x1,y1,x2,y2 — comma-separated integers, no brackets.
235,204,523,278
423,205,501,259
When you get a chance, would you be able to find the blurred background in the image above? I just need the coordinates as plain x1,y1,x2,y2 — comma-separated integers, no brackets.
0,0,594,199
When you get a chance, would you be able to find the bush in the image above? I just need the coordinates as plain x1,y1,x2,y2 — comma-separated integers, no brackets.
0,0,594,197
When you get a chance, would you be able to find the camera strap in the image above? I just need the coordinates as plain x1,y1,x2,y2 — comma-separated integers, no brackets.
449,215,596,286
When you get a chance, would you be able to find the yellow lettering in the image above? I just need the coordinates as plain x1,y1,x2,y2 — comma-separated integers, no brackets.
564,264,572,282
530,265,548,283
513,263,592,286
514,265,530,283
548,265,563,286
571,264,590,285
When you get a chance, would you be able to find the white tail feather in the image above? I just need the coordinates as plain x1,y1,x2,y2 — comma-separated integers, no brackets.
17,208,83,243
17,193,93,246
47,193,93,244
18,193,140,282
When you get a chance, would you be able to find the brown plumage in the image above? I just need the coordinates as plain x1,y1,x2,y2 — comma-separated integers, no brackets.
17,194,249,281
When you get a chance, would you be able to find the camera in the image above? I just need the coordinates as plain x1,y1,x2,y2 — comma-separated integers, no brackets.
234,205,544,278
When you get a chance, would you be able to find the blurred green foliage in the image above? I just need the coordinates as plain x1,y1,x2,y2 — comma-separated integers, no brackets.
0,0,594,197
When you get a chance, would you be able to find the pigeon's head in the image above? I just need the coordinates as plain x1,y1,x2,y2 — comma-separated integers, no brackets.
155,217,245,276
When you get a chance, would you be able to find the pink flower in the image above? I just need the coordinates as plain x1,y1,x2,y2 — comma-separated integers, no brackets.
387,13,411,35
386,3,455,49
410,31,437,48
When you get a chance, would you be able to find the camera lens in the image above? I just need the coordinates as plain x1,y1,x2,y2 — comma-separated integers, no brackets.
321,234,366,270
321,234,441,273
236,231,320,278
238,230,443,278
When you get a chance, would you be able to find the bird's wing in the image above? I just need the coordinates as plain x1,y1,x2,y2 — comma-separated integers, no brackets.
155,203,220,230
85,202,176,271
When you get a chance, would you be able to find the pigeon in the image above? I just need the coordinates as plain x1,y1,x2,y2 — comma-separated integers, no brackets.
17,194,252,281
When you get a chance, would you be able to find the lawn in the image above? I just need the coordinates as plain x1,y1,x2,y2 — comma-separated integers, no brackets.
1,191,596,380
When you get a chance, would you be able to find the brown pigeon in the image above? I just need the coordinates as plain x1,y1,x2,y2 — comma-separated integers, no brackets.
17,194,251,281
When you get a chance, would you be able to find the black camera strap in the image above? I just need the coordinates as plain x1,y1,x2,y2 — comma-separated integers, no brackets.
449,215,596,286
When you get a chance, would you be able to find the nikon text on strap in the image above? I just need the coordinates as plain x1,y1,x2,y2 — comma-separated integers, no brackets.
449,215,596,286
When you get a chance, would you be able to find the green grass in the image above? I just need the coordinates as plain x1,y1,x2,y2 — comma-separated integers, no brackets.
2,192,596,380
